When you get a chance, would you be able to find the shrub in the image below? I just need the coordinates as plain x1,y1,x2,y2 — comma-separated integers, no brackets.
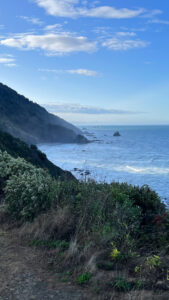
134,255,162,280
53,180,167,253
0,150,56,221
110,183,165,214
110,245,121,261
1,150,168,264
146,255,161,269
4,170,55,221
77,272,92,284
0,150,35,178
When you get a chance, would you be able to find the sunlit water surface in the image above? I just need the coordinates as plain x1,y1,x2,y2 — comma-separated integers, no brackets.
39,125,169,205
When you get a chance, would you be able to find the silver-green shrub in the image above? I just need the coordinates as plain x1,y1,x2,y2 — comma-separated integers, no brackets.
0,150,56,221
0,150,37,177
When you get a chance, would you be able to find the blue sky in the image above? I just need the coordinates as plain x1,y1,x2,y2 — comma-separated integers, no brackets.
0,0,169,125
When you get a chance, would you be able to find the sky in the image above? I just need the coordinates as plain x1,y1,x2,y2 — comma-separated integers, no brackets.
0,0,169,125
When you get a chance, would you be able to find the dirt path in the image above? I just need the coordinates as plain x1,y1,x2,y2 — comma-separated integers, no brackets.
1,229,168,300
0,229,91,300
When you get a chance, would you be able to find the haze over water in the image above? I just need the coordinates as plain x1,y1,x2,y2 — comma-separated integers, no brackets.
39,125,169,205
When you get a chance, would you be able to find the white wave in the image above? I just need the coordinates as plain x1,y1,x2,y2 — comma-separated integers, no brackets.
125,165,169,175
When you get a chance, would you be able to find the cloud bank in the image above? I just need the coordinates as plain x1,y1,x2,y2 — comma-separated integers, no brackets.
0,30,148,54
44,103,141,115
34,0,145,19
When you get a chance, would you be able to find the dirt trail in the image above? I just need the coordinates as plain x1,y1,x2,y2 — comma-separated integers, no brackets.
0,229,91,300
1,229,168,300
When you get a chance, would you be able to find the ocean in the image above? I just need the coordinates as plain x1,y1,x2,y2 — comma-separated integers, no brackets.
38,125,169,205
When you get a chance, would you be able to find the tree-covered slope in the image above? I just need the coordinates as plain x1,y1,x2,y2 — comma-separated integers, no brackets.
0,82,87,144
0,129,75,180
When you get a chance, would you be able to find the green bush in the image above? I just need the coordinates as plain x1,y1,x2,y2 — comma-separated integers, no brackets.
5,170,55,221
53,180,168,254
0,150,35,178
146,255,161,269
0,150,56,221
77,272,92,284
1,150,168,254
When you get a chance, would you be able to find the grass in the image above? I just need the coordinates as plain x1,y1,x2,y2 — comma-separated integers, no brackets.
110,277,145,292
29,239,69,250
110,277,132,292
77,273,92,285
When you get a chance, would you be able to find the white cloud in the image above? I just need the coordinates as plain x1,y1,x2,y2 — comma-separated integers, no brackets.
20,16,44,26
5,63,17,67
39,68,99,77
148,19,169,25
67,69,99,76
44,24,63,31
0,58,14,63
0,33,97,55
120,27,147,33
34,0,145,19
102,38,149,51
93,26,111,36
117,32,136,37
0,56,16,67
142,9,162,19
80,7,144,19
94,28,137,40
44,103,140,115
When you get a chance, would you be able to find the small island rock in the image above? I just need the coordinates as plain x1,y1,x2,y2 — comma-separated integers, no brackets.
113,131,121,137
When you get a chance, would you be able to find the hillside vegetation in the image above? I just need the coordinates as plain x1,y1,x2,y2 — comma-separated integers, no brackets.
0,130,75,180
0,82,87,144
0,150,168,299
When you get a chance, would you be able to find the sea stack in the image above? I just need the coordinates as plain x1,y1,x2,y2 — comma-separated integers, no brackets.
113,131,121,137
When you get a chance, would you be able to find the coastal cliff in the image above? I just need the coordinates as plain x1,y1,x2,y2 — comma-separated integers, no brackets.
0,83,88,145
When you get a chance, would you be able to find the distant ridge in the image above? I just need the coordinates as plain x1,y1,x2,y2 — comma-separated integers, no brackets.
0,82,87,144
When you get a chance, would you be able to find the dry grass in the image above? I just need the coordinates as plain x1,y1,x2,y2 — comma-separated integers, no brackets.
85,253,98,273
66,239,79,260
19,206,73,241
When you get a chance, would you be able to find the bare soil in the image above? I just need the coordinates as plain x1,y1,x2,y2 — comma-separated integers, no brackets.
0,229,91,300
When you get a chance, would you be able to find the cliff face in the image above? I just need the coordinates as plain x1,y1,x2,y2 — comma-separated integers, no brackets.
0,83,87,144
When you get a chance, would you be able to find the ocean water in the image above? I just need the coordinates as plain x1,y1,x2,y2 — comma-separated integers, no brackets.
38,125,169,204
